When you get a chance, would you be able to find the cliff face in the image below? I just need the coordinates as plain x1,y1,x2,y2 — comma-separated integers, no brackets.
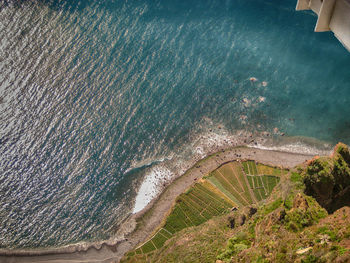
304,143,350,213
122,145,350,263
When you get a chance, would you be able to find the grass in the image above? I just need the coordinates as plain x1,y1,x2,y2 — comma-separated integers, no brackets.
126,160,285,259
178,201,206,225
164,206,189,233
246,174,279,201
262,175,269,193
207,176,244,206
232,163,254,202
141,240,156,254
195,183,232,211
253,189,263,201
267,175,279,194
159,228,172,239
243,162,249,174
188,192,220,216
247,161,258,175
212,173,249,205
201,180,236,206
218,164,244,193
152,232,169,249
257,164,275,175
256,175,263,188
123,145,350,263
242,188,253,204
247,176,254,189
211,165,256,206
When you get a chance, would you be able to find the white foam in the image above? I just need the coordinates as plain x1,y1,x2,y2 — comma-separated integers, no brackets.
125,155,172,174
250,141,332,156
131,120,333,215
132,166,172,214
131,126,242,214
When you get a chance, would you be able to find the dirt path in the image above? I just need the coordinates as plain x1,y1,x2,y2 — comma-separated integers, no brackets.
0,146,315,263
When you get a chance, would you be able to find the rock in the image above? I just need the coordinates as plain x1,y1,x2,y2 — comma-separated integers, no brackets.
318,234,330,244
296,247,312,255
248,207,257,217
278,209,286,221
237,214,246,226
228,217,235,229
293,193,309,211
304,144,350,212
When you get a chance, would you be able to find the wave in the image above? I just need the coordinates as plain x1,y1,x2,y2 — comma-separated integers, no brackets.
0,124,335,261
125,156,173,175
250,136,333,156
130,119,334,215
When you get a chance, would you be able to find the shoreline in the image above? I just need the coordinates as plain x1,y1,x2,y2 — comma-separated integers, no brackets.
0,146,317,263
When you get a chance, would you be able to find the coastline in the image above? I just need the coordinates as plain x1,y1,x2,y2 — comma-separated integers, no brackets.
0,146,317,263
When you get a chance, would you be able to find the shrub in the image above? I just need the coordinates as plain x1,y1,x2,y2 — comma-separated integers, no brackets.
284,194,294,210
317,226,339,242
284,195,327,232
330,245,347,255
291,172,303,183
263,198,283,215
217,232,251,261
303,144,350,213
301,255,320,263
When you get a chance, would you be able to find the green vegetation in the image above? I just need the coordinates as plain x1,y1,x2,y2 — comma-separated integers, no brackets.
284,195,327,232
122,145,350,263
262,198,283,215
123,161,284,260
217,232,252,261
303,143,350,213
140,240,156,254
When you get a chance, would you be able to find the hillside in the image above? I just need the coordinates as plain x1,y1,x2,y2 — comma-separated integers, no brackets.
121,145,350,263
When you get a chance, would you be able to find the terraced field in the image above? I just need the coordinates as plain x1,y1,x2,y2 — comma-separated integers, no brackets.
125,161,286,259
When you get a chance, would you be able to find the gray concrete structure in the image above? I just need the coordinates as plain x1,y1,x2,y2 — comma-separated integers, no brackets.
296,0,350,51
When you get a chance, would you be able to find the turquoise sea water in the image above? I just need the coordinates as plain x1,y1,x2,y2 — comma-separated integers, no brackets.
0,0,350,249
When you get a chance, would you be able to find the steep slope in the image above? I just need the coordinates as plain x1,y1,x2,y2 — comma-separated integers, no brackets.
122,161,285,261
121,144,350,263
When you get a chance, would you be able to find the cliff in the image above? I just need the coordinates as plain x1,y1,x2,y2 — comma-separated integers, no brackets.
121,144,350,262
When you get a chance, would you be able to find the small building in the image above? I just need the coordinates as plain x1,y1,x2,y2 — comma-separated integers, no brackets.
296,0,350,51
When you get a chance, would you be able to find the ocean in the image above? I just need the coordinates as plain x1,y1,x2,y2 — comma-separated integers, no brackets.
0,0,349,249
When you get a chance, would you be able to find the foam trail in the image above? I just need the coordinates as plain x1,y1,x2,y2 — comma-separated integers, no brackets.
250,136,333,156
1,0,350,250
133,166,172,213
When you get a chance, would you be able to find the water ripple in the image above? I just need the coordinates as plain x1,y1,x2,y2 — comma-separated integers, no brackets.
0,0,350,249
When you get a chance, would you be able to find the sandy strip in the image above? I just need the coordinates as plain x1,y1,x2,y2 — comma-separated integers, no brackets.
0,146,315,263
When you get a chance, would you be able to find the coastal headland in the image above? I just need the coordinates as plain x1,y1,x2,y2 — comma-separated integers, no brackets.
0,147,316,263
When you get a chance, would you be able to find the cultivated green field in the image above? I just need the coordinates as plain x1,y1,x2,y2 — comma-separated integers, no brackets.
125,160,285,258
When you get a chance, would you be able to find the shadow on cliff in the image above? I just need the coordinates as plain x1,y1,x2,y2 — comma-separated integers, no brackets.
303,143,350,213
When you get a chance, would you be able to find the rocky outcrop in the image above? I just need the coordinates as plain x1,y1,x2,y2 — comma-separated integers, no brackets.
227,206,257,229
303,143,350,213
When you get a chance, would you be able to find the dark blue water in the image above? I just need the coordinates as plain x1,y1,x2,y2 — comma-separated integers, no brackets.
0,0,349,249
